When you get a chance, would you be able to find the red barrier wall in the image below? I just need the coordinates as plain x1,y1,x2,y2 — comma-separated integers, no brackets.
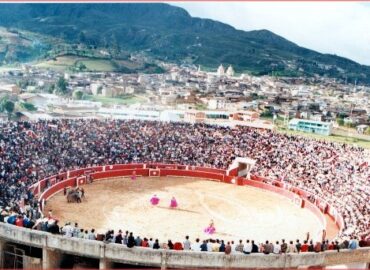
40,177,77,201
92,168,149,180
193,167,226,174
159,169,224,181
107,164,145,171
35,163,343,235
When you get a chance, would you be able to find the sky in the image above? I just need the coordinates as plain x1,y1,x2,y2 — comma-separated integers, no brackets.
173,2,370,66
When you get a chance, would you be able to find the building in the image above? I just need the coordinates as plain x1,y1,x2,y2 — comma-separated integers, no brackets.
226,65,235,77
208,98,228,110
0,84,21,95
217,64,225,77
288,118,333,136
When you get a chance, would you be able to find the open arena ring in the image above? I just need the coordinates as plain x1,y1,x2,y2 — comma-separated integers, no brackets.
1,163,369,269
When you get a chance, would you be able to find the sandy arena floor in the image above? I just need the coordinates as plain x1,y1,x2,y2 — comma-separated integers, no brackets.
46,177,327,243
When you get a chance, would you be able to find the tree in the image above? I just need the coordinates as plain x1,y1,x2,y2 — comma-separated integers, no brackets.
47,84,55,94
3,100,14,120
56,77,68,94
78,31,86,44
20,102,37,111
336,118,344,126
365,127,370,135
73,90,84,100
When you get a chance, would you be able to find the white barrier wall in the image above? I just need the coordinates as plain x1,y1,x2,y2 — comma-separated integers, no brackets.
0,223,369,269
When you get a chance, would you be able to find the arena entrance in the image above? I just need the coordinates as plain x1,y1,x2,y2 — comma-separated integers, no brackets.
1,243,42,269
227,157,256,178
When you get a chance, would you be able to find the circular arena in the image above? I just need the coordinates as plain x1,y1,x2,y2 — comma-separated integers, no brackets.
0,119,369,269
46,176,326,243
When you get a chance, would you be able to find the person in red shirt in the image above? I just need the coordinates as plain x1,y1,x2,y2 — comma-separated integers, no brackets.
15,215,24,227
301,240,309,252
173,242,183,250
141,238,149,248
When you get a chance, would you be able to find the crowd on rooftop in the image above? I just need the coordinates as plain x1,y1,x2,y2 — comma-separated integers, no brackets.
0,119,369,246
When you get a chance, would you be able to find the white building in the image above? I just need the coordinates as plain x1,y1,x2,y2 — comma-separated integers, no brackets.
217,64,225,77
226,65,235,77
208,98,228,110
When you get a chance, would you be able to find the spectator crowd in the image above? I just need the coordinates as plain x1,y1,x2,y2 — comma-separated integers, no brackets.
0,119,369,250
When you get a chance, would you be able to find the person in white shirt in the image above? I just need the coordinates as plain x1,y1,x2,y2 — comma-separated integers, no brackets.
88,229,96,240
206,240,213,252
273,241,281,254
62,222,73,237
231,240,237,254
148,238,154,248
183,235,191,250
191,238,201,252
243,240,252,254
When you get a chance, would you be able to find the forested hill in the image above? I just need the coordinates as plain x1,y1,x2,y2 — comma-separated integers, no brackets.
0,3,369,84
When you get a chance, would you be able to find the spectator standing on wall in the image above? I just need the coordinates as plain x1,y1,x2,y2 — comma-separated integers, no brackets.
88,229,96,240
308,240,314,252
183,235,191,250
200,240,207,251
191,238,201,251
167,240,174,250
225,242,232,255
243,240,252,254
62,222,73,237
273,241,281,254
153,239,160,249
48,220,60,234
251,240,259,253
148,238,154,248
206,240,212,252
349,237,359,250
135,235,142,246
219,240,225,252
281,239,287,253
235,240,244,253
123,231,129,246
115,230,123,244
314,242,322,253
73,223,80,237
296,239,302,253
287,241,297,253
212,239,221,252
263,241,273,254
127,232,135,248
301,240,309,252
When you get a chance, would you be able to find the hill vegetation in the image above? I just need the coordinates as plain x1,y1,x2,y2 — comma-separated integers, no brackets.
0,3,369,83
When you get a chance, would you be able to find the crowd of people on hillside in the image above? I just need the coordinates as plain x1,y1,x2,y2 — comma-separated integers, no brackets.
0,119,369,244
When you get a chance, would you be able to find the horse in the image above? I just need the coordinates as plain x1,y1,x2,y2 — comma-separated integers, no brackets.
66,188,82,203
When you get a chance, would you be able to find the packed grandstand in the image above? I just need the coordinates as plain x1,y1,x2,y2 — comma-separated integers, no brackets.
0,119,369,253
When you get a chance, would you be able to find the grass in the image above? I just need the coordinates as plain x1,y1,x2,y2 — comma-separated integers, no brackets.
35,55,116,72
77,59,115,72
84,94,146,106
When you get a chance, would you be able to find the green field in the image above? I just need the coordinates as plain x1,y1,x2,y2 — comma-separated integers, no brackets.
36,56,116,72
84,94,146,106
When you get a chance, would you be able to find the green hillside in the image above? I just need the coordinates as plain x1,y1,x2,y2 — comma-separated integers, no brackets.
0,3,369,83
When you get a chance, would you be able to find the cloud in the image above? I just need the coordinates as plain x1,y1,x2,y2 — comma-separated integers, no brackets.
172,2,370,65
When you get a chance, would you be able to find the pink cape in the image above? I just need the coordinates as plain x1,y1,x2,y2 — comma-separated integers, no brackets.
170,199,178,208
131,175,137,180
204,226,216,234
150,197,159,206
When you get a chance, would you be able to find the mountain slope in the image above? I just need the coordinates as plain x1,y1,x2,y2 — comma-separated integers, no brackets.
0,3,369,84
